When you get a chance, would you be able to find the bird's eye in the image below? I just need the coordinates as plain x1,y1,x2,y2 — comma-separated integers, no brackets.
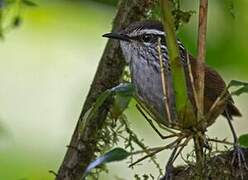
141,34,154,43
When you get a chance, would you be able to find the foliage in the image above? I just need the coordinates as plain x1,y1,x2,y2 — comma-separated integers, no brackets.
91,0,118,6
239,134,248,148
21,0,37,6
83,148,129,179
149,0,195,30
228,80,248,96
0,0,36,38
81,83,163,179
227,0,235,18
78,83,134,135
0,122,8,138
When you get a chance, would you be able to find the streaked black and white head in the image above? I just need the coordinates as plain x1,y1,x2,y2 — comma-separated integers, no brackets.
103,20,170,65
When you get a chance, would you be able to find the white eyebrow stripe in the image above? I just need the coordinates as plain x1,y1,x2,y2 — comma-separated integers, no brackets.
139,29,165,35
130,29,165,37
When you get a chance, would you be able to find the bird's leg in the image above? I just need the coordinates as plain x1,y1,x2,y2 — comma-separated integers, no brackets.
224,109,248,173
136,104,179,139
161,136,196,180
161,137,193,180
161,143,180,180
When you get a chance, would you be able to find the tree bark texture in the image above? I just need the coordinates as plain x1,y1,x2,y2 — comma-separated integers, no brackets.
56,0,157,179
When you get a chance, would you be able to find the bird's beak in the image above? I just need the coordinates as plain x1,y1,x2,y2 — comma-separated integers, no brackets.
102,32,130,42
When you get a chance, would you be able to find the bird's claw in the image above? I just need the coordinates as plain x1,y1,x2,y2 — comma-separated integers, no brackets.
231,144,248,178
161,165,174,180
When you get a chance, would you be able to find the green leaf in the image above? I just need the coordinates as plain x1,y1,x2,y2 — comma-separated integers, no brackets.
231,86,248,96
85,83,134,118
88,83,134,115
12,16,21,27
239,134,248,148
0,0,4,8
227,0,236,18
172,9,195,29
78,83,134,135
228,80,248,96
5,0,15,5
0,9,2,39
110,83,134,119
93,90,112,111
78,90,112,135
111,94,132,119
91,0,118,6
228,80,248,87
21,0,37,6
77,107,94,135
110,83,135,96
83,148,129,178
86,89,111,118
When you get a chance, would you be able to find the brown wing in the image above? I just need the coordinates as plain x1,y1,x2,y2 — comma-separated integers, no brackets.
189,56,241,119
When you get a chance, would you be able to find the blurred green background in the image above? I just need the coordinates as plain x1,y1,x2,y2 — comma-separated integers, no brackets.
0,0,248,179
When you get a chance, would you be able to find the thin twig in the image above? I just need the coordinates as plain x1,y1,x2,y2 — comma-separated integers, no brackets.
131,144,179,156
172,136,192,163
136,100,177,134
49,170,58,177
205,88,229,124
165,142,181,173
137,104,181,139
194,1,209,178
120,117,163,175
208,89,228,114
196,0,208,117
208,138,233,146
157,37,172,124
129,136,185,167
186,50,199,113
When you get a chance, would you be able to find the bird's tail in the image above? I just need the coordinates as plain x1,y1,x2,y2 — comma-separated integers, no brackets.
223,102,242,120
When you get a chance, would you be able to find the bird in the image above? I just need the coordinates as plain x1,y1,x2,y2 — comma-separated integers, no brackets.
103,20,241,127
103,20,248,179
103,20,245,178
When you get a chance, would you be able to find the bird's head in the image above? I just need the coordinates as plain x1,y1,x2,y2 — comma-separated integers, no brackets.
103,20,168,64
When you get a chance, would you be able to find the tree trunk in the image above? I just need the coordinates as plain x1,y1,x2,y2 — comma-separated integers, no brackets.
56,0,157,179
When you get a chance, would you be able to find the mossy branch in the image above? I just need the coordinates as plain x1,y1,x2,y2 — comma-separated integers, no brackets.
160,0,189,120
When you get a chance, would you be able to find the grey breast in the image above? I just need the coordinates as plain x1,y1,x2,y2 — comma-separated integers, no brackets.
129,42,168,119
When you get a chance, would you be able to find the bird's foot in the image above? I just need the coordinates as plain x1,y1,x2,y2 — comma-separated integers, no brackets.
231,144,248,178
231,145,248,169
161,165,174,180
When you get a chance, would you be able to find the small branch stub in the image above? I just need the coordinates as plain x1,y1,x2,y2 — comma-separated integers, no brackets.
196,0,208,118
160,0,189,123
194,0,209,179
